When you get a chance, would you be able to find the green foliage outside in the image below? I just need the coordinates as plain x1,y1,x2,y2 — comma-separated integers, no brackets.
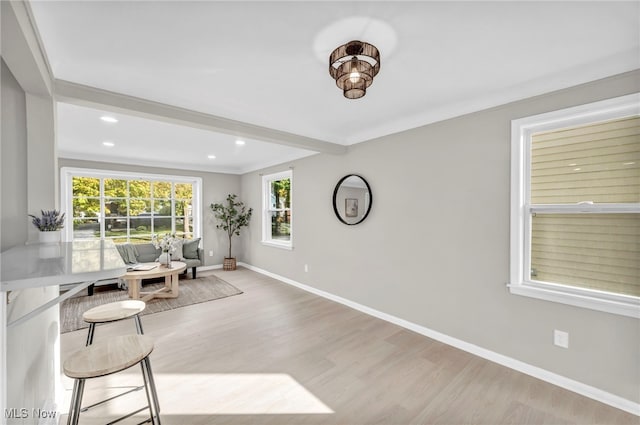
71,176,193,243
271,178,290,209
271,178,291,237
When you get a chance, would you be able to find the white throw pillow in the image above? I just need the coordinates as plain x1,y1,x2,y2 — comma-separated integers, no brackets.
171,239,184,261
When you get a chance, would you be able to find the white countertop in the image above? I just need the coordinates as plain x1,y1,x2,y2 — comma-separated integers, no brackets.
1,239,126,291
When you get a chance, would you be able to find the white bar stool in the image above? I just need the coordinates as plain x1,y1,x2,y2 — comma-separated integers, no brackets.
63,334,161,425
83,300,146,346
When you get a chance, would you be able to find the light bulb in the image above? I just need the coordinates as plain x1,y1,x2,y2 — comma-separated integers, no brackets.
348,57,361,84
349,69,361,84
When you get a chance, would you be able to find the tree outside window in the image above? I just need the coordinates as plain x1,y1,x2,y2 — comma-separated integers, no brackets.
262,170,292,248
69,173,196,243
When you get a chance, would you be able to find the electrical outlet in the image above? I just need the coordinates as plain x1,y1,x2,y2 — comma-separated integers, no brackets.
304,264,308,272
208,250,214,257
554,330,569,348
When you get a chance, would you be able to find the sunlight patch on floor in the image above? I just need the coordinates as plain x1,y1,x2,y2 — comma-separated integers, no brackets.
61,372,334,418
153,373,334,415
69,373,335,417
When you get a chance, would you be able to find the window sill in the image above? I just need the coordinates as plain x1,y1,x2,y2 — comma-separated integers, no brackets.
508,282,640,318
261,240,293,251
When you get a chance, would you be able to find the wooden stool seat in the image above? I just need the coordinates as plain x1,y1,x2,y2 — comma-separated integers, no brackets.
83,300,146,346
83,300,146,323
64,334,154,379
63,335,161,424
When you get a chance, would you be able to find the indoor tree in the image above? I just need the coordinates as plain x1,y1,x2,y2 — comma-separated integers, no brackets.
210,194,253,270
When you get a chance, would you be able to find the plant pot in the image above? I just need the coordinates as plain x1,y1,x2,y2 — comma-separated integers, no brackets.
223,257,237,271
37,230,61,258
38,230,61,244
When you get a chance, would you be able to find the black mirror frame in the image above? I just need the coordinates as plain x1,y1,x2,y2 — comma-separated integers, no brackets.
332,174,373,225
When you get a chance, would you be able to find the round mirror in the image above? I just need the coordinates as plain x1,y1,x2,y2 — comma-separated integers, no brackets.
332,174,372,225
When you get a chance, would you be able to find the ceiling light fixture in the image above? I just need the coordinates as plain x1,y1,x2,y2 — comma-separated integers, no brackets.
235,140,246,146
207,155,216,159
102,141,115,147
100,115,118,123
329,40,380,99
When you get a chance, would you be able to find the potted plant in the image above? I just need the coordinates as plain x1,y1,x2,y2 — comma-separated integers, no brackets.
210,194,253,270
29,209,65,244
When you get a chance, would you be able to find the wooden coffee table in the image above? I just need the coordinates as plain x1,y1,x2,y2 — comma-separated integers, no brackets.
123,261,186,302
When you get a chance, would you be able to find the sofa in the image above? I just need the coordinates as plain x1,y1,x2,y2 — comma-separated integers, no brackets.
86,238,204,296
116,238,204,279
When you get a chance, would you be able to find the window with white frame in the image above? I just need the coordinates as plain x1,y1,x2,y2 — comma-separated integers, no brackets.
61,168,202,243
509,94,640,318
262,170,292,249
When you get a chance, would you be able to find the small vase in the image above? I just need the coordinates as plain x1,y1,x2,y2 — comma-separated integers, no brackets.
158,251,172,268
38,230,61,244
37,230,61,258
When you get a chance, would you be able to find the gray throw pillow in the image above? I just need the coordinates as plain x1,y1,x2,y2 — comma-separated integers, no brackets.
170,239,184,261
183,238,201,259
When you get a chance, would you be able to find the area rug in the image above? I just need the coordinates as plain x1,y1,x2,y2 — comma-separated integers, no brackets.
60,275,242,333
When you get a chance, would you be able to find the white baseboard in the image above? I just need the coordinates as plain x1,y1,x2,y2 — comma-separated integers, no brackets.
238,262,640,416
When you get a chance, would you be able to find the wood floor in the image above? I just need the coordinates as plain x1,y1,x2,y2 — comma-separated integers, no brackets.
59,268,637,425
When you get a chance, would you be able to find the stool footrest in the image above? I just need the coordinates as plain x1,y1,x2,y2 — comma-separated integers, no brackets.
80,386,143,412
106,406,149,425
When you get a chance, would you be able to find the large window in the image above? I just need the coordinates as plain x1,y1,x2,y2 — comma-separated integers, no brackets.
262,170,292,249
510,94,639,317
61,168,202,243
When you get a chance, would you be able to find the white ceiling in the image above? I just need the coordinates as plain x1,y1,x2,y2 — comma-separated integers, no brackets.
28,1,640,174
56,102,316,174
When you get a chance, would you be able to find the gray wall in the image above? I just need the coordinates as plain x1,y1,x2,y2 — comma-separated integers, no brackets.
1,58,28,251
241,70,640,403
58,158,243,266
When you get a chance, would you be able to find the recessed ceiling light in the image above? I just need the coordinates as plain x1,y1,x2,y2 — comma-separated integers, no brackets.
573,167,581,171
568,163,578,166
235,140,246,146
207,155,216,159
102,141,115,147
100,116,118,123
623,162,636,165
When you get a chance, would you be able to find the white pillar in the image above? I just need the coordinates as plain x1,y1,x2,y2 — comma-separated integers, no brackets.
26,93,57,243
